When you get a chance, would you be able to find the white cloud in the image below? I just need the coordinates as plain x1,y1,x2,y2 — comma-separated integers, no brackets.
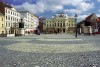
15,0,94,14
97,0,100,2
64,1,94,14
77,13,100,22
97,14,100,17
64,9,82,14
77,14,88,22
15,2,46,14
98,9,100,12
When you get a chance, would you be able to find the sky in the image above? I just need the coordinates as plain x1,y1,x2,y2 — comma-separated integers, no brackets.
2,0,100,22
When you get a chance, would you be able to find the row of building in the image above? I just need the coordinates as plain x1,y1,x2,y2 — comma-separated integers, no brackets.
0,2,39,35
0,2,81,36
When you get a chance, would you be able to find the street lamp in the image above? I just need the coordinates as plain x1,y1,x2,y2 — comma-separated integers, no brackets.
75,14,78,38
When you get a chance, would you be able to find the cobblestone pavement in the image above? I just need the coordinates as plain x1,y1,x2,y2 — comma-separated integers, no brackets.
0,34,100,67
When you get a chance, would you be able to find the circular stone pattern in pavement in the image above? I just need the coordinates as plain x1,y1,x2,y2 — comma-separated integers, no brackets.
36,38,82,41
3,42,100,53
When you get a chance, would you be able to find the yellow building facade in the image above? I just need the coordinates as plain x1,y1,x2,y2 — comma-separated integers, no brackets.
46,13,77,34
0,12,5,34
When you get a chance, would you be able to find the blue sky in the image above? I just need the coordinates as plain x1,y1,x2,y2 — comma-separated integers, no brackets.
2,0,100,22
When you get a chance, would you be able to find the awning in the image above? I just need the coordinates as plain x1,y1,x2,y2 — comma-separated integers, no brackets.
25,29,34,32
30,30,34,32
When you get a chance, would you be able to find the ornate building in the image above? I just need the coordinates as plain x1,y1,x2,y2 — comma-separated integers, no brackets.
45,13,77,34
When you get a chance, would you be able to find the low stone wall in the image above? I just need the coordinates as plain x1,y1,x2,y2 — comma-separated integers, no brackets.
0,34,15,37
0,34,7,37
7,34,15,37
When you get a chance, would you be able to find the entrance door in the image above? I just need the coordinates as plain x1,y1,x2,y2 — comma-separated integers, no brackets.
63,29,65,33
57,29,59,33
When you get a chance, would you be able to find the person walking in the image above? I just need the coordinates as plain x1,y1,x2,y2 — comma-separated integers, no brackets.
75,28,78,38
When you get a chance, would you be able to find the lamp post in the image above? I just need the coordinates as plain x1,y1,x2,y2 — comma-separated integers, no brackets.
75,14,78,38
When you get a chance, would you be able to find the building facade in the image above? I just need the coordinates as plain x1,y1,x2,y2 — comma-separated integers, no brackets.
0,2,20,34
19,11,34,34
78,13,98,34
45,13,77,34
19,11,39,34
39,17,46,33
67,17,77,33
5,7,20,34
0,12,5,34
33,15,39,33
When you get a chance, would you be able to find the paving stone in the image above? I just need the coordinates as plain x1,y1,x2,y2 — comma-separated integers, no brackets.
0,34,100,67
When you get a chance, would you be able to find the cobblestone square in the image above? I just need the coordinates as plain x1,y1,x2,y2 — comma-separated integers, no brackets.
0,34,100,67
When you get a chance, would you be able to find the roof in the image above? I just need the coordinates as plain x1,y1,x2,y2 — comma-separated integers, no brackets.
0,2,13,15
0,2,12,8
85,13,97,22
0,11,3,16
78,20,85,25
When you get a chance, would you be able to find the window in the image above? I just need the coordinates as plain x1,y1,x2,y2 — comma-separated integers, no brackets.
2,18,3,21
58,23,59,26
69,24,70,26
8,16,10,20
6,10,7,13
6,23,7,27
47,24,48,27
15,18,16,21
61,23,62,27
67,23,68,26
17,19,18,22
14,13,16,16
2,24,3,27
74,24,76,26
11,12,12,15
17,14,18,16
13,17,14,21
50,24,51,27
53,24,54,27
72,24,73,26
13,12,14,15
63,23,65,26
6,16,7,20
55,23,56,26
11,17,12,21
9,23,10,27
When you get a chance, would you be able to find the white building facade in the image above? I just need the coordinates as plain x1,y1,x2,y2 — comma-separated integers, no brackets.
33,15,39,31
5,7,21,34
20,11,38,34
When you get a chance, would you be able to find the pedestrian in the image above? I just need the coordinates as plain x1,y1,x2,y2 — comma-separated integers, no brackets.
75,29,78,38
54,30,57,34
